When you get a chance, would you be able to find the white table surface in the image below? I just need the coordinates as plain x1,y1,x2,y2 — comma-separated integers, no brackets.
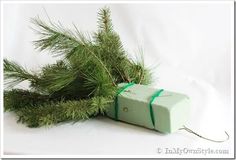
3,74,234,157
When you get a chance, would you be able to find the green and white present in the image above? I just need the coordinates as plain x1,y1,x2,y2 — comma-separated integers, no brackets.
106,83,190,133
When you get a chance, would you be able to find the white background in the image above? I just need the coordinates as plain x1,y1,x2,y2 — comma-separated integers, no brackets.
2,1,234,158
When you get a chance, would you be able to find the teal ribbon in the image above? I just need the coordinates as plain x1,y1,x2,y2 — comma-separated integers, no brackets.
114,82,135,120
148,89,164,127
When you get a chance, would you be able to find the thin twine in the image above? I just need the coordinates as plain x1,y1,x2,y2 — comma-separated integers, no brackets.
179,125,229,143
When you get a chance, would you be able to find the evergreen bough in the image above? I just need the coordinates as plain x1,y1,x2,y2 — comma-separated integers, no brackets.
4,7,152,127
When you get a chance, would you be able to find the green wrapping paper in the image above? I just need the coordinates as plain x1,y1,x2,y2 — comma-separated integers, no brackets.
106,83,190,133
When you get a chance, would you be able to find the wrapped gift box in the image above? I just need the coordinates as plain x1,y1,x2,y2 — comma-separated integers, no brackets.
106,83,190,133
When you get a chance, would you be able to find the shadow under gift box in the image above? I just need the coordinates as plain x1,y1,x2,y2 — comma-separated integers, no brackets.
106,83,190,133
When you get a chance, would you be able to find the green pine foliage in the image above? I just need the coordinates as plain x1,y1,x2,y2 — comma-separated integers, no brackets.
4,7,152,127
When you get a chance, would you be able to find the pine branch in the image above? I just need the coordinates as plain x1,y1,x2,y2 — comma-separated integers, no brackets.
4,59,39,87
31,60,78,94
31,17,116,86
14,96,113,128
72,33,116,86
4,89,51,112
82,68,117,97
97,7,113,33
31,17,79,57
95,21,132,83
3,7,153,128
